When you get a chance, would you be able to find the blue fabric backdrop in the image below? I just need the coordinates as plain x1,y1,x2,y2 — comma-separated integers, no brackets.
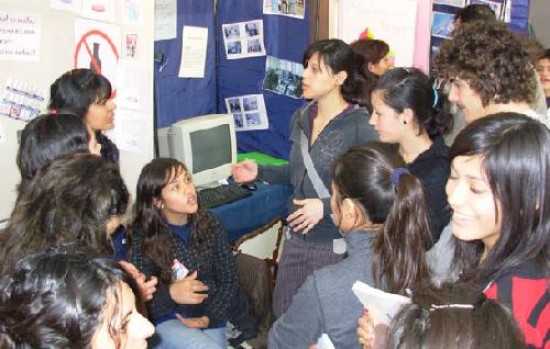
154,0,310,160
154,0,217,129
216,0,309,159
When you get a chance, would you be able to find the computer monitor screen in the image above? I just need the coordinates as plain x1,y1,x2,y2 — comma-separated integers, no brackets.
157,114,236,188
190,124,232,173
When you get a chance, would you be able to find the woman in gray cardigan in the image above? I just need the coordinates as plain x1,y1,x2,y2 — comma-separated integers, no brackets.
232,39,378,317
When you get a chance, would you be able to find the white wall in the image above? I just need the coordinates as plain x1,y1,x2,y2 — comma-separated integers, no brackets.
0,1,155,220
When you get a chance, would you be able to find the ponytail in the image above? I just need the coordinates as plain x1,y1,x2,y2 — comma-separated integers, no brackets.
333,143,432,295
372,171,432,294
427,82,453,139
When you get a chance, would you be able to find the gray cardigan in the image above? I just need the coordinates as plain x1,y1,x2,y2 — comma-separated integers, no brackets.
258,102,378,242
268,230,376,348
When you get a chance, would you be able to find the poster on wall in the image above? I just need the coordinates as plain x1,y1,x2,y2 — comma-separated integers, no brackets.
263,0,306,19
263,56,303,99
74,19,121,96
338,0,418,67
432,11,455,39
225,94,269,131
0,77,45,122
0,12,42,62
222,20,266,60
434,0,465,6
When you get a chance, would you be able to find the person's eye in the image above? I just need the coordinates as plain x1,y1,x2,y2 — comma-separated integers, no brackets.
470,186,486,194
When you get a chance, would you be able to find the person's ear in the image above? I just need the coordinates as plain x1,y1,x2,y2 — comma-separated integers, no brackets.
335,71,348,86
367,62,377,74
400,108,414,126
342,198,356,220
153,198,164,210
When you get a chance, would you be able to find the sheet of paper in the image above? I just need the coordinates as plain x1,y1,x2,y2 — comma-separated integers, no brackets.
222,20,266,60
352,281,410,325
155,0,177,41
225,94,269,131
74,19,121,95
0,77,46,121
113,109,148,154
117,59,147,111
123,0,143,24
263,0,306,19
81,0,116,23
433,0,465,6
50,0,83,13
178,26,208,78
317,334,336,349
0,12,42,62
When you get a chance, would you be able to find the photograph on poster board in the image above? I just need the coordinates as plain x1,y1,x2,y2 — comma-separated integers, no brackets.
433,0,465,6
263,56,303,99
431,11,455,39
224,94,269,131
222,20,266,60
469,0,504,21
263,0,306,19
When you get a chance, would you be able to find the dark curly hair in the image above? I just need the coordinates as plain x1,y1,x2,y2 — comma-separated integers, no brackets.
434,21,535,107
0,154,129,275
0,245,130,349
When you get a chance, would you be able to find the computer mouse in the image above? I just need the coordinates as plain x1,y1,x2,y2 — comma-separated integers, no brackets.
241,182,257,191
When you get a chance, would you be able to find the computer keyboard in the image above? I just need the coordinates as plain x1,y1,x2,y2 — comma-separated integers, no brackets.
198,183,252,209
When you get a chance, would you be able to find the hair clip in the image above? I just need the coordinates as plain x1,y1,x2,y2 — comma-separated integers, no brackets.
432,87,439,108
390,167,409,186
430,303,474,312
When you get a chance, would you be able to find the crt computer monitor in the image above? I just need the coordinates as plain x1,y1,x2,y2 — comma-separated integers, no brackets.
157,114,237,188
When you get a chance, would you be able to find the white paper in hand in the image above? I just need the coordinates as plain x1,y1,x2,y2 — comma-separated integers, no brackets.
316,333,336,349
352,281,410,325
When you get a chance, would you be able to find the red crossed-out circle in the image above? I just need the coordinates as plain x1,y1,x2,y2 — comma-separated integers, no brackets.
74,29,119,98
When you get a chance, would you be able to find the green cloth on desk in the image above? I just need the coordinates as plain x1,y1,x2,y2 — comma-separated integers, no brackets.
237,152,288,166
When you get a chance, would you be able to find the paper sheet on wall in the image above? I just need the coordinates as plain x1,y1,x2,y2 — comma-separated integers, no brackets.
0,77,46,121
0,11,42,62
178,26,208,78
225,94,269,131
81,0,116,23
123,0,143,24
113,109,148,154
50,0,83,13
117,59,147,111
222,20,266,60
338,0,417,67
74,19,121,95
155,0,177,41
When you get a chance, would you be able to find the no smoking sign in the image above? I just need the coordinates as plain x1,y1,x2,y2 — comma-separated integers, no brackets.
74,29,119,97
